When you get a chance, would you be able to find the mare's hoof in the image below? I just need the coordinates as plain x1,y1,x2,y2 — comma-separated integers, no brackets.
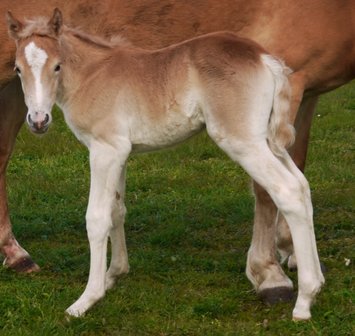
5,256,40,273
259,286,294,305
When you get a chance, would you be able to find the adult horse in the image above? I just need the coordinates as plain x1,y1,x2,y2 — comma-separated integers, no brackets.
0,0,354,304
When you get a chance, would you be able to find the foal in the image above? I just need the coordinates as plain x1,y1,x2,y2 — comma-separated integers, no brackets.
7,9,324,319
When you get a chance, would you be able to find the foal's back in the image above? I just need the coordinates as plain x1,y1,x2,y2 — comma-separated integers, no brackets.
112,32,266,85
97,32,275,152
106,32,267,105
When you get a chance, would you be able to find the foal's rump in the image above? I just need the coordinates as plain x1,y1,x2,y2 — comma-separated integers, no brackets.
187,32,294,155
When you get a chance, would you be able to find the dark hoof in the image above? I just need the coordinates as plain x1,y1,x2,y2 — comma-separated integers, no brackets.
259,286,295,305
6,256,40,273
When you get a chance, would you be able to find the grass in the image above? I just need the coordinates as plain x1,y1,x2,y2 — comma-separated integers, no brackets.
0,82,353,335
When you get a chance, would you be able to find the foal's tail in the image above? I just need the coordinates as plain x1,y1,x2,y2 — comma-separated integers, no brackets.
262,54,295,157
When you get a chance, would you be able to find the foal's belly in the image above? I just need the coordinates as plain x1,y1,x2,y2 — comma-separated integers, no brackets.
129,101,205,153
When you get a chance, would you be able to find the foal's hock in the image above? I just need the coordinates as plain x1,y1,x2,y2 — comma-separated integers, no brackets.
8,8,324,320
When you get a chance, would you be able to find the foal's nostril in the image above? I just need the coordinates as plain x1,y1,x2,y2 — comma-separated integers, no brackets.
27,114,32,124
27,113,50,133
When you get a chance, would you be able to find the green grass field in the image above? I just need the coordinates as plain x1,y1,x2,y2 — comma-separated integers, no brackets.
0,82,354,335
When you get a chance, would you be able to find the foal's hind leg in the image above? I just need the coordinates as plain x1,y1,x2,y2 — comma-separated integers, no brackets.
248,183,293,304
105,164,129,290
213,136,324,319
247,75,308,301
276,95,319,270
0,78,40,273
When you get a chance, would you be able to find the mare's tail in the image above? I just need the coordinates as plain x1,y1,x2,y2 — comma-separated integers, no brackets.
262,54,295,157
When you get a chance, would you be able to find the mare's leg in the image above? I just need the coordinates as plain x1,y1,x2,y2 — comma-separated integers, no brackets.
211,134,324,320
276,96,319,270
66,140,131,317
0,78,40,272
105,164,129,290
246,74,307,302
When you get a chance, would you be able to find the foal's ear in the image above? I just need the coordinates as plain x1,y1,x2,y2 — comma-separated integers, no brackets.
6,11,23,40
49,8,63,36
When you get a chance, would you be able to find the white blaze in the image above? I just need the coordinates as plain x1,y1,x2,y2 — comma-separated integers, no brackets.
24,42,48,108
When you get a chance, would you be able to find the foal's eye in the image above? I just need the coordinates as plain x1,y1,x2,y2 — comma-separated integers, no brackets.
54,64,61,72
14,66,21,75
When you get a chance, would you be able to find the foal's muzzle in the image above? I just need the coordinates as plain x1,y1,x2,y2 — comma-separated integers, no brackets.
27,113,51,134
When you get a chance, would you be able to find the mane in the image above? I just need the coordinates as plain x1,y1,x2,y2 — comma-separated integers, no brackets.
17,16,131,48
64,27,132,49
16,17,56,39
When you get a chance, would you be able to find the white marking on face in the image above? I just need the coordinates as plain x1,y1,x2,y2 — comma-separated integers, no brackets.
24,41,48,107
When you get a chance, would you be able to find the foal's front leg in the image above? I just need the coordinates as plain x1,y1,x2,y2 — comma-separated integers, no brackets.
66,141,131,317
105,164,129,290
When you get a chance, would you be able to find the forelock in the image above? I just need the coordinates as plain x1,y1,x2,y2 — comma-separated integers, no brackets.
16,17,56,40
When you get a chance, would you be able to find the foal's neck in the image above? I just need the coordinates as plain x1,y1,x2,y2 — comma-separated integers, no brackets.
57,29,119,105
62,29,114,67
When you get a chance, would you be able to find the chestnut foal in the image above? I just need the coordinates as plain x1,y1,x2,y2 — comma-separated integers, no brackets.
1,1,354,307
8,9,324,319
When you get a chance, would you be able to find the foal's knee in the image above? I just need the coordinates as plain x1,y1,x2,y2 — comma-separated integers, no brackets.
85,210,112,242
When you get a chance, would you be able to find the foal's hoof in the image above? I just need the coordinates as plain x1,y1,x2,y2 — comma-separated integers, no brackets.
5,256,40,273
259,286,295,305
292,309,311,321
65,307,84,318
292,315,311,322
